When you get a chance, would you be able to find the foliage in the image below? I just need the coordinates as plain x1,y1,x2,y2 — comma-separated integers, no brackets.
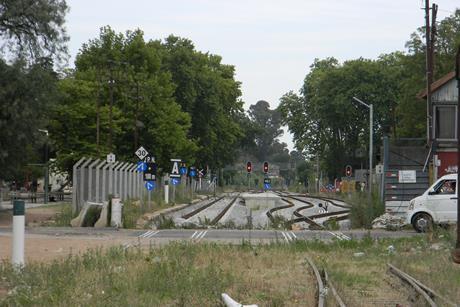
161,35,245,169
0,58,59,181
280,57,401,178
49,28,197,175
0,0,69,61
280,10,460,179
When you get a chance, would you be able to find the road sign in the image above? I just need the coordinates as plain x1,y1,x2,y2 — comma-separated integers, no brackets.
106,153,116,163
143,162,157,181
171,177,180,185
170,158,181,178
137,161,147,172
264,178,271,189
135,146,149,160
145,181,155,191
189,167,197,177
179,163,187,175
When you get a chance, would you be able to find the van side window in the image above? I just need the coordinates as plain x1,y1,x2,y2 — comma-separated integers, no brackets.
433,179,456,195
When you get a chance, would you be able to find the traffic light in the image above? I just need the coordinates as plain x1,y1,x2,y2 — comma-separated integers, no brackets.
345,165,352,177
263,161,269,173
246,161,252,173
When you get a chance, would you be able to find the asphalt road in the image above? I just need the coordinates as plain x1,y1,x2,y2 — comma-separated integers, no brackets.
0,226,420,245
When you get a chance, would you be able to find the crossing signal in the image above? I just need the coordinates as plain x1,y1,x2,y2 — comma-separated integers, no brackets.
246,161,252,173
345,165,352,177
263,161,269,173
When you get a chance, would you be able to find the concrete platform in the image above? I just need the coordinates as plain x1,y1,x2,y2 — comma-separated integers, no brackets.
241,192,281,210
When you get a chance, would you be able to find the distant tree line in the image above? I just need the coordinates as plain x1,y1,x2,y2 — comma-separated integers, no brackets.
0,0,303,186
279,9,460,180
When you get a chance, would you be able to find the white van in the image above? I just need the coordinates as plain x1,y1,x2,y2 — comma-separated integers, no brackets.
406,173,458,232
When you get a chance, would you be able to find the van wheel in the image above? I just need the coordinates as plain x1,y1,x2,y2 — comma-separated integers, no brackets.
412,213,433,233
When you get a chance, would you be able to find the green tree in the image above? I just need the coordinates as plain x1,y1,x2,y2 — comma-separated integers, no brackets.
161,35,244,169
280,57,401,178
0,58,59,180
49,27,197,174
0,0,69,61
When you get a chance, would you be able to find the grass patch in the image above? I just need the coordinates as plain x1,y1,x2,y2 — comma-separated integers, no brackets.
1,230,459,306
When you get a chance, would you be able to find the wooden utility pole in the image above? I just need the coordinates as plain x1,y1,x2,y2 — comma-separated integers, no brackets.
108,67,114,151
424,1,437,145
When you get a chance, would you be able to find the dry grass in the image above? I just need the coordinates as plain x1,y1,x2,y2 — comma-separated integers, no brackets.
1,229,460,306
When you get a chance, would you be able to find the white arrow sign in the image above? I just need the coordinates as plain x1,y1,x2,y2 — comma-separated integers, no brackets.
135,146,149,160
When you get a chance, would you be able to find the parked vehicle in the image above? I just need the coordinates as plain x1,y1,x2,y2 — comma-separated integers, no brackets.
406,173,458,232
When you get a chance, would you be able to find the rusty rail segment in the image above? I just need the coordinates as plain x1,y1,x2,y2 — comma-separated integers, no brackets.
306,256,326,307
388,263,437,307
181,196,225,219
324,270,347,307
210,194,240,225
266,198,294,223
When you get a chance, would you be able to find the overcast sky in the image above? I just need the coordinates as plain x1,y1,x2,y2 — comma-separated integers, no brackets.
65,0,459,150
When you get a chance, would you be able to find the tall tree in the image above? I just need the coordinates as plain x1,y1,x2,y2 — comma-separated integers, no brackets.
0,0,69,61
161,35,244,169
0,58,59,180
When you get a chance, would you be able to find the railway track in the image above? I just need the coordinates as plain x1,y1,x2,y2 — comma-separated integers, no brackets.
387,263,458,307
275,192,351,229
181,194,240,226
181,196,225,219
303,259,457,307
306,256,346,307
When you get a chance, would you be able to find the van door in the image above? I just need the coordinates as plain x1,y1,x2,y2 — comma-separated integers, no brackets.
425,179,457,222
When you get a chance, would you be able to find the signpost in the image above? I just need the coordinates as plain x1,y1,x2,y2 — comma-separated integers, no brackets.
264,178,271,190
135,146,149,160
246,161,252,190
170,159,181,203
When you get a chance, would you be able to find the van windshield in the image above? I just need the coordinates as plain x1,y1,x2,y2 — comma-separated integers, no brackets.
432,179,456,195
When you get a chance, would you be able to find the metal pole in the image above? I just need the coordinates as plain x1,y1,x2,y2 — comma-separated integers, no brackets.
369,104,373,198
12,200,25,267
453,46,460,264
44,139,49,204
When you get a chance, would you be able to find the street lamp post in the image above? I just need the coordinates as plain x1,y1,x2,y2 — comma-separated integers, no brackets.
352,97,373,198
38,129,49,204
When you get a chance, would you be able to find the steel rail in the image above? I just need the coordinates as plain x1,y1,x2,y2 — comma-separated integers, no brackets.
181,196,225,219
306,256,325,307
210,194,240,225
324,270,347,307
387,263,437,307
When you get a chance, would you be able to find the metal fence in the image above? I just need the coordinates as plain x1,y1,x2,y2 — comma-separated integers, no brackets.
72,158,142,213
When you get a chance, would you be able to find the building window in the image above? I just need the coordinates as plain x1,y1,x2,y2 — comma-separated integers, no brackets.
434,105,457,140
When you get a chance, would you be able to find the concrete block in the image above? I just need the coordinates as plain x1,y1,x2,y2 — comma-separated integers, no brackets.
94,201,109,228
70,201,103,227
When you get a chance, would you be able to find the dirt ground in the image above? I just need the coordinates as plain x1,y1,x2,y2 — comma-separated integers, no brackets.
1,205,130,262
0,235,131,263
0,205,63,228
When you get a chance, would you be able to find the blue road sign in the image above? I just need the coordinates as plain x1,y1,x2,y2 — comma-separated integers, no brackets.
171,178,180,186
145,181,155,190
179,166,187,175
189,167,197,177
137,161,147,172
264,183,271,189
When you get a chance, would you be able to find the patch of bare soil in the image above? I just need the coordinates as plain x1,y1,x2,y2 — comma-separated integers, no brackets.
0,206,62,228
0,235,129,263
